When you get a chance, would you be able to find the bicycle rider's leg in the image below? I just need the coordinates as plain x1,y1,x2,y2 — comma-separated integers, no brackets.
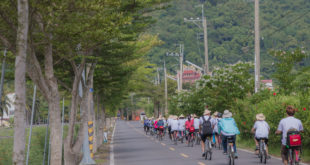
201,134,206,154
255,137,259,154
232,135,237,153
215,133,219,146
281,145,289,165
265,138,270,158
222,135,228,153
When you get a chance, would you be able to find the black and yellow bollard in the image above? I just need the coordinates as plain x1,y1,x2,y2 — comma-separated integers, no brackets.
88,121,94,158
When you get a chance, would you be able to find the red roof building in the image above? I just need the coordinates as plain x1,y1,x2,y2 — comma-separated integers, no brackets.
181,66,202,84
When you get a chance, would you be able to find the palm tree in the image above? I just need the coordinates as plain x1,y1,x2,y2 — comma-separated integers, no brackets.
0,95,11,121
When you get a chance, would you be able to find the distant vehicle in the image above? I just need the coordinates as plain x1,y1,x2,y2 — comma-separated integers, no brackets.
140,112,146,121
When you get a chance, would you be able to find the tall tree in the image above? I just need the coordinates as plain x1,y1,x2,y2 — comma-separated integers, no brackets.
13,0,28,164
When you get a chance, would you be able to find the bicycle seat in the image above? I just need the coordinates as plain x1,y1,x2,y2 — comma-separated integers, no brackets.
227,136,234,143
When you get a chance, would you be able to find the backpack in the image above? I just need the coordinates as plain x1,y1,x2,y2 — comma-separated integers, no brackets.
158,120,164,127
201,116,213,136
287,130,301,148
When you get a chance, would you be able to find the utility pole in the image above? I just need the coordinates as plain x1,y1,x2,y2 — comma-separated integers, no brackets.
179,44,184,91
254,0,260,93
164,60,168,115
166,44,184,93
203,16,209,75
184,5,208,75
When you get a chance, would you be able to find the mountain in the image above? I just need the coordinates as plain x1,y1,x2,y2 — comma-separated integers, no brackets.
147,0,310,78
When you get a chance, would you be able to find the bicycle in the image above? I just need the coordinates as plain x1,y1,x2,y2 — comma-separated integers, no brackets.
150,127,154,136
195,131,201,145
187,131,195,147
257,138,268,164
288,146,301,165
179,130,185,143
218,134,222,150
204,137,213,160
144,126,149,135
158,127,164,141
173,130,178,145
227,136,236,165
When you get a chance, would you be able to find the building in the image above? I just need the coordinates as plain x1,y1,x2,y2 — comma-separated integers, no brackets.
182,65,202,84
261,80,273,90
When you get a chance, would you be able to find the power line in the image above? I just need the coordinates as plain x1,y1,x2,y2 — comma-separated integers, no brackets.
265,10,310,38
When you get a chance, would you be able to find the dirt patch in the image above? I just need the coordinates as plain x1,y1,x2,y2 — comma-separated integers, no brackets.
94,127,114,165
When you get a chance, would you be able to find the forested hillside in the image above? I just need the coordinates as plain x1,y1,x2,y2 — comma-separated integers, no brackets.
148,0,310,78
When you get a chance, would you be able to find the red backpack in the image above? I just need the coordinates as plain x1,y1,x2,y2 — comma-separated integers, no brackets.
189,119,195,132
287,130,301,148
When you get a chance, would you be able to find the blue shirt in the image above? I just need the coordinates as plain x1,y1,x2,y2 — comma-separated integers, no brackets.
218,118,240,135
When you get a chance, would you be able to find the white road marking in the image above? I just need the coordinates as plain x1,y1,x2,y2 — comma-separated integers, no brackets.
197,162,205,165
110,122,116,165
180,153,189,158
169,147,175,151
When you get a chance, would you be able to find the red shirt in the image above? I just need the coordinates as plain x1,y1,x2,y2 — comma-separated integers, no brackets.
185,119,194,130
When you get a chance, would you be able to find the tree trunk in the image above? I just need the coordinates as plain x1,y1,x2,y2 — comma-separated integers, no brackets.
47,95,62,165
13,0,28,164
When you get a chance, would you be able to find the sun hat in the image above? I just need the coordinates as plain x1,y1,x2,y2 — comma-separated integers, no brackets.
203,109,211,115
222,110,232,118
193,114,198,118
256,113,266,121
212,111,219,117
179,114,185,118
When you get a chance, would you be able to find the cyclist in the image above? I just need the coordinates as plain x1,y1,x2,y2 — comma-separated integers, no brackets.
158,116,165,137
171,115,179,142
193,114,200,140
167,115,173,140
212,112,220,148
199,108,215,157
218,110,240,158
185,115,194,144
178,114,186,142
276,105,304,165
251,113,271,159
144,117,149,132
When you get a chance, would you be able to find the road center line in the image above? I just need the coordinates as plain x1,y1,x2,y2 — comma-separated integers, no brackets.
161,143,166,146
169,147,175,151
180,153,189,158
197,162,205,165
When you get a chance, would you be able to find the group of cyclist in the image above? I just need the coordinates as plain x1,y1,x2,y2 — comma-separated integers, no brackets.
143,105,304,165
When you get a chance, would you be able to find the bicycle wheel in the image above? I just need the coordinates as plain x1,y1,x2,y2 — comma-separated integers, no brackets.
191,135,194,147
295,149,300,165
262,150,267,164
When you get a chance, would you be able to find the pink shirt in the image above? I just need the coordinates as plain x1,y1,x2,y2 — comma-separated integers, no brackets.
154,120,158,129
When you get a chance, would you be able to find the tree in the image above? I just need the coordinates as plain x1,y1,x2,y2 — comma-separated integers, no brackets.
272,48,307,94
13,0,28,165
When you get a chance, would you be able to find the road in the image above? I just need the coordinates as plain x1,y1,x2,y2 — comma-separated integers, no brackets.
112,120,286,165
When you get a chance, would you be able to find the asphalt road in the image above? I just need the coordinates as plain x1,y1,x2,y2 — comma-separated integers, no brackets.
113,120,285,165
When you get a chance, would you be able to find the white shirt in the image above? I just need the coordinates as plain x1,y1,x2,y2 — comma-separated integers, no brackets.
277,116,303,145
194,118,200,129
167,118,172,126
171,119,179,131
253,121,270,138
213,118,219,133
178,119,186,131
